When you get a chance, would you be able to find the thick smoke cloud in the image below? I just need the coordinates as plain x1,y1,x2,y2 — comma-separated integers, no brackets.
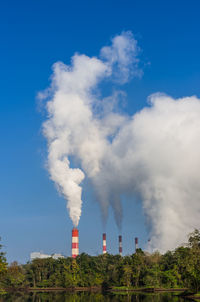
42,32,138,227
42,31,200,252
94,93,200,251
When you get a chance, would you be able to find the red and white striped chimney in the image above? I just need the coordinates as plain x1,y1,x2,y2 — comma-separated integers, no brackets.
119,235,122,256
72,228,79,258
103,233,107,254
135,237,138,251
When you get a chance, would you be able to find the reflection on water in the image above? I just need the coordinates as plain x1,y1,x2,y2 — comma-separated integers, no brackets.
0,291,184,302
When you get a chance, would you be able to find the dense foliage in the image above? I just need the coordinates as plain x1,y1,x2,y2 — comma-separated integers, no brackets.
0,238,7,294
1,230,200,293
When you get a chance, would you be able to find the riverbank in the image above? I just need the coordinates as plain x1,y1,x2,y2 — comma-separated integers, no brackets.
29,286,101,292
111,287,187,293
187,294,200,299
186,295,200,300
2,286,187,294
177,292,200,300
2,286,102,293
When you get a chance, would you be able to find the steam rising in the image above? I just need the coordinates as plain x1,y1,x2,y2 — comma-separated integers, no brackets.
42,31,200,252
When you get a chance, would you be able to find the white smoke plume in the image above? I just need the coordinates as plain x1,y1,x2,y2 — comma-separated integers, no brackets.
94,93,200,252
42,32,138,227
100,31,141,83
42,31,200,252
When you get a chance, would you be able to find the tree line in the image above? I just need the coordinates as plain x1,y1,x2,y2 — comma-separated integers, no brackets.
1,230,200,293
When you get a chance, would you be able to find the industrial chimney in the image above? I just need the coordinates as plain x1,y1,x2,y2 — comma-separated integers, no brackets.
72,228,79,258
119,235,122,256
135,237,138,252
103,233,107,254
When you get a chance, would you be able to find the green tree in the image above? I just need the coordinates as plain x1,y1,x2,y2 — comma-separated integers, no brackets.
131,249,145,287
0,238,7,293
4,262,26,289
186,229,200,292
121,264,132,287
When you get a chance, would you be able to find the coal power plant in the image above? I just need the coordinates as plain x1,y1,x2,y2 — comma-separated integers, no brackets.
135,237,139,251
119,235,122,256
70,229,140,258
102,233,107,254
71,228,79,258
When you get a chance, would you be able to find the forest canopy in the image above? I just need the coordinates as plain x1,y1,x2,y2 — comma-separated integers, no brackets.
1,230,200,293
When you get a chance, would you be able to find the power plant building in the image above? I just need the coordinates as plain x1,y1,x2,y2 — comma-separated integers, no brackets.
103,233,107,254
72,228,79,258
135,237,139,251
30,252,64,261
119,235,122,256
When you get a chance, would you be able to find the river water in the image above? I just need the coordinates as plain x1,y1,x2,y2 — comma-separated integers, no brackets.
0,291,188,302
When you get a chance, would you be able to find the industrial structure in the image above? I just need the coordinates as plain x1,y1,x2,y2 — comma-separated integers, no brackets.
135,237,139,251
72,228,79,258
119,235,122,256
30,252,64,261
103,233,107,254
31,231,141,260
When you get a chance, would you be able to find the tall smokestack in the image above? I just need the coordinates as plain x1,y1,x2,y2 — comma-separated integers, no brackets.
135,237,138,252
72,228,79,258
103,233,107,254
119,235,122,256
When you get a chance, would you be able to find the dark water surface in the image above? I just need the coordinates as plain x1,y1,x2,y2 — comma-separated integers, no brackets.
0,291,187,302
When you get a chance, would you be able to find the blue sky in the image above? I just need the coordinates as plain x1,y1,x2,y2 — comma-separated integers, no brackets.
0,0,200,263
